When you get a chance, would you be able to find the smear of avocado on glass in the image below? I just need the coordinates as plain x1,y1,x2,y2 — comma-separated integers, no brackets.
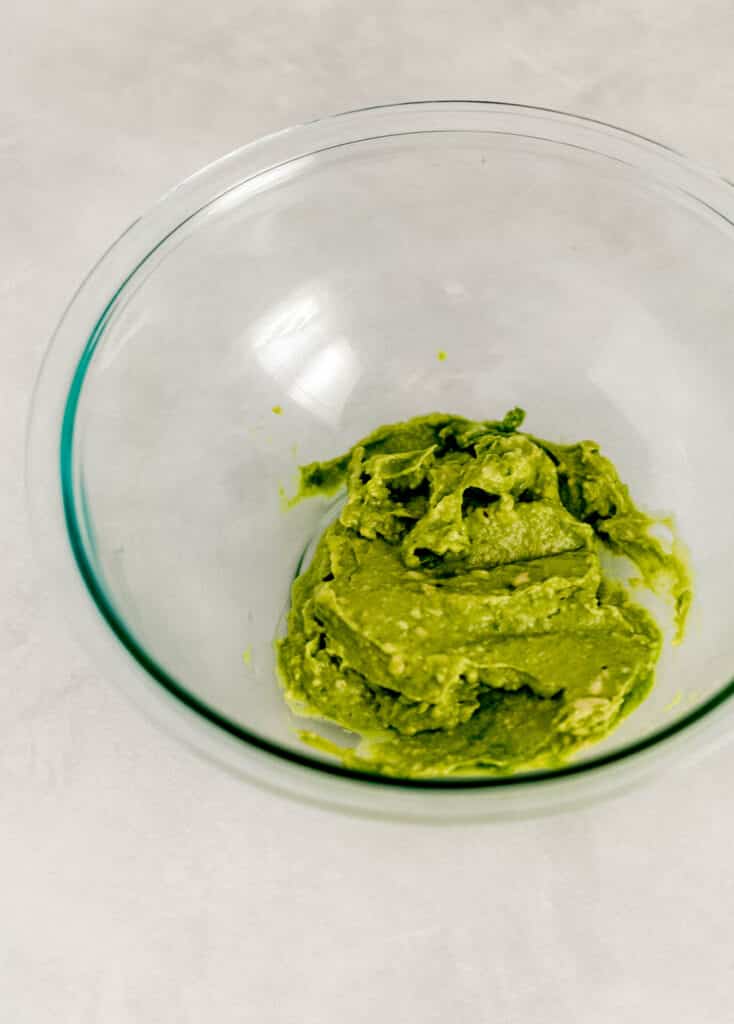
277,409,691,778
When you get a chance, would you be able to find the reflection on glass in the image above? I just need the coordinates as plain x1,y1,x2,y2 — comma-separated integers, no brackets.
253,290,361,423
289,338,361,423
253,293,322,376
209,157,314,214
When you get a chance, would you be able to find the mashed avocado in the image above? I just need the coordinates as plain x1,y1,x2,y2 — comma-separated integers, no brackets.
277,409,691,777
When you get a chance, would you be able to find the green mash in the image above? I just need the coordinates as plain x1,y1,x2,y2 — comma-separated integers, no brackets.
277,410,691,777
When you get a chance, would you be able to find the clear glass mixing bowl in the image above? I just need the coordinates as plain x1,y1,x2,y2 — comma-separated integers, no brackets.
27,102,734,821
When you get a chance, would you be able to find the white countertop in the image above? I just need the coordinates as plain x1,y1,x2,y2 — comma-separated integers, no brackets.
4,2,734,1020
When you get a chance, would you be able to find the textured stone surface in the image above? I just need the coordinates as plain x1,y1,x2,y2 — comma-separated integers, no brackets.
3,2,734,1020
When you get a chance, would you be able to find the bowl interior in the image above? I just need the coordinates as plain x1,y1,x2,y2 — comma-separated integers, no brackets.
68,118,734,779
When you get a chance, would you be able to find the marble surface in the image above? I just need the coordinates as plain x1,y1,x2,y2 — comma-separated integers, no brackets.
3,2,734,1020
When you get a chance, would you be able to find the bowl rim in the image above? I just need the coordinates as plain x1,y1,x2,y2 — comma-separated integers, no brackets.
27,99,734,812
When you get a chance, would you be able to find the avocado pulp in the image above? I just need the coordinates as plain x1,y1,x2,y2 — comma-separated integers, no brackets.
277,410,691,778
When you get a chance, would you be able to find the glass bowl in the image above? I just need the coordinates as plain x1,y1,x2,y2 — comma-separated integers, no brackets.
27,102,734,821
